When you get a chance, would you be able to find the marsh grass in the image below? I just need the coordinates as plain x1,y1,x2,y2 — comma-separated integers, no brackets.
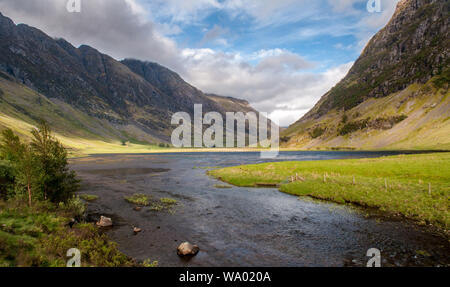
79,194,99,201
149,197,178,213
209,153,450,230
124,194,151,206
160,198,177,205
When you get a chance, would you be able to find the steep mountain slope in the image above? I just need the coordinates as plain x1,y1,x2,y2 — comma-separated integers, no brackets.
283,0,449,150
0,12,259,148
0,71,165,154
121,59,257,115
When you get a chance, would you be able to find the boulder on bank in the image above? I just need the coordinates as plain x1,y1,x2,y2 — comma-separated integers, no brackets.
96,216,113,227
177,242,199,257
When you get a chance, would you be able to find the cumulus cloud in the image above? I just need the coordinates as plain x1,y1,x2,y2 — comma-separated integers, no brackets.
180,48,352,126
0,0,183,71
0,0,395,126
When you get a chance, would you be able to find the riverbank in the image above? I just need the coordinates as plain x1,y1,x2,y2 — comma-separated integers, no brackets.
0,199,137,267
209,153,450,231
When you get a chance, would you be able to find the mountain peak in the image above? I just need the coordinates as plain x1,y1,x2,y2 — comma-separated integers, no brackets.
282,0,449,150
0,12,259,144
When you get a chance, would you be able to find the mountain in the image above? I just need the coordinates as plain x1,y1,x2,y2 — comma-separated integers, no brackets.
0,12,259,152
282,0,449,150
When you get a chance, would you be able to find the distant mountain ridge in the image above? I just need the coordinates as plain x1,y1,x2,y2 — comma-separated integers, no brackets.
282,0,450,150
0,12,259,146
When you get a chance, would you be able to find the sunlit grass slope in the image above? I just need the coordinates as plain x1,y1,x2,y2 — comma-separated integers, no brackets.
209,153,450,230
0,77,168,156
282,79,450,151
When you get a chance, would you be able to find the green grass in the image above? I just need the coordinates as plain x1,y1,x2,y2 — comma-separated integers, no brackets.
124,194,151,206
209,153,450,230
150,198,178,213
79,194,99,202
124,194,178,213
0,200,134,266
159,198,177,205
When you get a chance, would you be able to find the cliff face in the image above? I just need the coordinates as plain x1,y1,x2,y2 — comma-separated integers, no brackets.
0,12,258,143
283,0,450,150
305,0,449,119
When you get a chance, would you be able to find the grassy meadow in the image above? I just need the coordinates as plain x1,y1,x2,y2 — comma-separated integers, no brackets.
209,153,450,230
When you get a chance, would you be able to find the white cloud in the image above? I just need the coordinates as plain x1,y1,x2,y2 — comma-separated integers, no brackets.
200,24,230,46
146,0,221,24
0,0,183,71
179,48,353,126
327,0,361,14
0,0,396,126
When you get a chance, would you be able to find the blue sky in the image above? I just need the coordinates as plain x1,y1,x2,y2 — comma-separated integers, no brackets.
0,0,399,126
151,1,363,70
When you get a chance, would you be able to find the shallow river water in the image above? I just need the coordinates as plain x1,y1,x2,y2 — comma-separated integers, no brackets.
70,151,449,267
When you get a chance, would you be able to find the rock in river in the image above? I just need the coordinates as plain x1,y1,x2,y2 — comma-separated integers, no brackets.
177,242,199,257
96,216,113,227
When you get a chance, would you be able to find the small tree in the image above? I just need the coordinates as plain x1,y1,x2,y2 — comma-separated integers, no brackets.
17,145,36,207
31,121,78,203
0,129,23,162
31,121,52,200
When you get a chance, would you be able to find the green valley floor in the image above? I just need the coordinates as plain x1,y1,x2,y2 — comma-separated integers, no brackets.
209,152,450,231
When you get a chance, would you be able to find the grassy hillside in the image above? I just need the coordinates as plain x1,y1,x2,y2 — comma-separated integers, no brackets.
282,78,450,150
209,153,450,230
0,76,168,156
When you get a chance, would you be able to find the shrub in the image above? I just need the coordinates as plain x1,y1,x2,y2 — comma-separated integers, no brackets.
339,118,370,136
309,127,326,139
58,196,86,219
0,161,14,200
280,136,291,143
31,121,79,203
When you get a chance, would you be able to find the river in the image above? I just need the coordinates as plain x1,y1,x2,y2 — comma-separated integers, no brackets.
70,151,449,267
